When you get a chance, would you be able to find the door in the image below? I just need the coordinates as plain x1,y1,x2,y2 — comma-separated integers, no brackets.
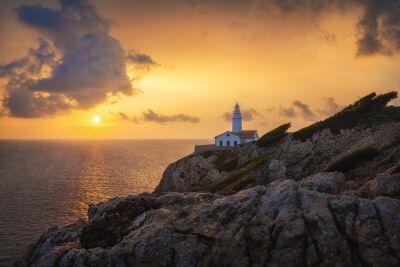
227,140,230,146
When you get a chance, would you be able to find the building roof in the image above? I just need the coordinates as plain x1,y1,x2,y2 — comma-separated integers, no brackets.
236,130,258,139
214,130,258,139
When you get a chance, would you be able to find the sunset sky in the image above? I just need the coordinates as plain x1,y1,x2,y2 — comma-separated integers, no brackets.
0,0,399,139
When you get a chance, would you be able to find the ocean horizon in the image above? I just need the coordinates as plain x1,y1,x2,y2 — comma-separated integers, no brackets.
0,139,208,266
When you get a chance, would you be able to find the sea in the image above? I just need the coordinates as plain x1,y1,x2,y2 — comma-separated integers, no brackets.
0,139,207,266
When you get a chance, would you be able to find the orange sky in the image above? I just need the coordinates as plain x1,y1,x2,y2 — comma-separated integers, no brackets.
0,0,399,139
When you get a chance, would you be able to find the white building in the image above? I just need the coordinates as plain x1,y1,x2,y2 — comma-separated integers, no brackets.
215,103,259,147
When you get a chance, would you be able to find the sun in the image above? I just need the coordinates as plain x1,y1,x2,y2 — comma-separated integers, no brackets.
93,115,101,124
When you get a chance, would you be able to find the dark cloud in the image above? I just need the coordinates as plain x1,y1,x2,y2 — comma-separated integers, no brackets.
277,97,341,121
274,0,400,56
0,38,76,118
355,0,400,56
316,97,341,117
292,100,318,121
243,108,264,121
0,0,155,118
126,50,157,66
278,106,296,118
110,111,141,124
190,0,400,56
143,109,200,124
113,109,200,124
312,19,337,46
222,112,231,122
222,108,263,122
125,49,158,80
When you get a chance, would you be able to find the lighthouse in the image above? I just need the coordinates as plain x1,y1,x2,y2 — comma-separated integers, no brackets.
213,102,259,147
232,102,242,133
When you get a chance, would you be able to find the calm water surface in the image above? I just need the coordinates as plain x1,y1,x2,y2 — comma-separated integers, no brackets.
0,139,206,266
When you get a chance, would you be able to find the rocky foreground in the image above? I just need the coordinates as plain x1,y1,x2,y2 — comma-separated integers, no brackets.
16,93,400,267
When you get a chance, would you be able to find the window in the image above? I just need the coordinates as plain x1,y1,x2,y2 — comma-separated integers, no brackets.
219,140,223,146
227,133,230,136
227,141,230,146
234,141,237,146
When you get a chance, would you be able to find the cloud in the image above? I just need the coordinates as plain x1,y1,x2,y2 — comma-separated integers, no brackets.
0,38,77,117
191,0,400,56
126,50,157,66
278,106,296,118
111,111,141,124
354,0,400,56
143,109,200,124
222,108,263,122
276,97,341,121
0,0,155,118
292,100,318,121
273,0,400,55
113,109,200,124
312,19,337,46
222,112,231,121
316,97,341,117
125,49,158,81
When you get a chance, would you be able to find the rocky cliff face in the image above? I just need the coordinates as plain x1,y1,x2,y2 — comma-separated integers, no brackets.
16,94,400,267
156,122,400,195
16,170,400,267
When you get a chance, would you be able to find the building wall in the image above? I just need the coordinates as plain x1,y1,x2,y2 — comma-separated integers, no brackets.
193,144,230,154
242,137,258,143
215,132,241,147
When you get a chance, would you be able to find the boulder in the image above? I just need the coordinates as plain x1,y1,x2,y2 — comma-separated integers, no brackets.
370,174,400,198
300,172,345,193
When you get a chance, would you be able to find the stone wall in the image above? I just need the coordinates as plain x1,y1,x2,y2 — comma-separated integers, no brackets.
193,144,231,154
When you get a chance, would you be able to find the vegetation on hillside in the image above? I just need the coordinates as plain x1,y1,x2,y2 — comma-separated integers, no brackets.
326,146,380,172
208,157,265,192
257,123,291,147
201,150,239,172
292,91,400,141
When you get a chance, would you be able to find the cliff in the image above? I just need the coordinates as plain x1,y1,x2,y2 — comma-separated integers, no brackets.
16,92,400,267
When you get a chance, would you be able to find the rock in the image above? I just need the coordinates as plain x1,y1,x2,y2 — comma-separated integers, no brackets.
155,154,222,193
80,195,159,249
268,159,281,171
268,159,287,181
300,172,345,193
17,220,85,267
17,180,400,267
358,173,400,199
312,132,320,142
370,174,400,198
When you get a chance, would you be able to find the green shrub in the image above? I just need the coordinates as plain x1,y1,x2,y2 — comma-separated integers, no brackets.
257,123,291,148
216,157,238,172
227,175,258,192
210,157,265,192
293,91,399,141
326,146,380,172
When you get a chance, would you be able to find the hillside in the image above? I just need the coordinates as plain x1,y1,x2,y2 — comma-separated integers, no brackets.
16,92,400,267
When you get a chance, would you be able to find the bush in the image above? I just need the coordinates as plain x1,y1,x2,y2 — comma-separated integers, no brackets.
257,123,291,148
293,91,399,141
326,146,380,172
216,157,238,172
209,157,265,192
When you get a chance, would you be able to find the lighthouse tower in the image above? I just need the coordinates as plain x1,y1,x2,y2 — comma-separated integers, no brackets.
232,102,242,133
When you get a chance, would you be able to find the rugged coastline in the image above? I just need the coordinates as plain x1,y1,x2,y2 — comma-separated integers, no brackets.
16,92,400,267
